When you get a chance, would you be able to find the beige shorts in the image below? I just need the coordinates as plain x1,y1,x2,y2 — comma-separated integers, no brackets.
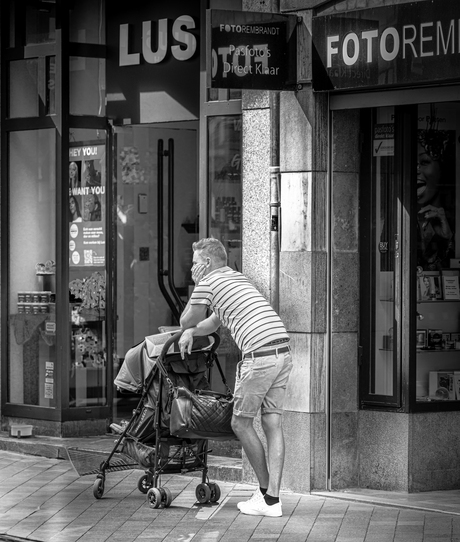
233,350,293,418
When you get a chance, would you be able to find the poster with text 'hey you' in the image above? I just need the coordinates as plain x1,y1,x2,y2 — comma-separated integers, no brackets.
69,144,106,267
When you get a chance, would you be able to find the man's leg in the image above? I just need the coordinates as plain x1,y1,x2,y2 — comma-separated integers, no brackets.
231,414,269,489
261,412,285,497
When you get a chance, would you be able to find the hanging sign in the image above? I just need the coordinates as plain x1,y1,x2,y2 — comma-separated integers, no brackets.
207,9,297,90
312,0,460,91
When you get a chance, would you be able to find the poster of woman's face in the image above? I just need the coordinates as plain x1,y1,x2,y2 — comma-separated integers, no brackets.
417,105,456,270
69,161,80,188
69,161,82,212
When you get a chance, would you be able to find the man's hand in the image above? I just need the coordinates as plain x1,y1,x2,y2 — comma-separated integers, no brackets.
179,328,195,359
191,263,207,284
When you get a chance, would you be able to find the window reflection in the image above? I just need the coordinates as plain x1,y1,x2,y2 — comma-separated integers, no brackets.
207,115,242,395
25,0,56,45
373,107,395,397
208,116,242,271
416,103,460,403
8,129,56,407
9,60,39,118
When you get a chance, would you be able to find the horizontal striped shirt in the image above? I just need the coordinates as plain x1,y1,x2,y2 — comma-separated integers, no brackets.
190,266,289,353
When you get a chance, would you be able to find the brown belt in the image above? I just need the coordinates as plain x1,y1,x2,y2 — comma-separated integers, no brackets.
244,345,290,359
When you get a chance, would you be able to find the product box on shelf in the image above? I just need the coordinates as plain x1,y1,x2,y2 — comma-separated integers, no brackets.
17,290,53,314
454,372,460,400
429,371,456,400
442,270,460,300
428,329,443,349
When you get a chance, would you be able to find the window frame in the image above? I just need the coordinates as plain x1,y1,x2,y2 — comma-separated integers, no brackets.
1,0,112,422
356,96,460,413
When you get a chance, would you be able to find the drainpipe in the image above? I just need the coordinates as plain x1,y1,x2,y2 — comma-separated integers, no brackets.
325,93,333,491
270,91,280,313
269,0,281,313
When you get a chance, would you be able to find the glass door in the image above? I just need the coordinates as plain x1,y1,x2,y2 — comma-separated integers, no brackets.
360,106,402,408
113,122,199,421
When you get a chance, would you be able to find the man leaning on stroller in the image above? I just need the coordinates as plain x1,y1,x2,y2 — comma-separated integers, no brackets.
179,237,293,518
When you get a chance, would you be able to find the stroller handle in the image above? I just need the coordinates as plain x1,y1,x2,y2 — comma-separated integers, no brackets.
159,330,220,359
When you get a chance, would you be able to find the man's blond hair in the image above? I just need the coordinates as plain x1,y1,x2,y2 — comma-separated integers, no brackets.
192,238,227,266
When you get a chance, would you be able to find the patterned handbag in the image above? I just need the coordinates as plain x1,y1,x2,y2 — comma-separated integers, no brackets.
169,387,237,441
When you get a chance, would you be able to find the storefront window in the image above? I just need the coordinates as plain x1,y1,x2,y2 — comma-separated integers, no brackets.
9,60,39,118
47,57,56,116
70,58,106,117
358,106,399,406
207,115,242,394
415,102,460,404
360,101,460,410
69,0,105,44
68,130,107,407
208,115,242,271
9,56,56,119
25,0,56,45
8,129,56,407
372,107,396,399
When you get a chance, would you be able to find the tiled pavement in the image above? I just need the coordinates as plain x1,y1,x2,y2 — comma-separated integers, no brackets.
0,449,460,542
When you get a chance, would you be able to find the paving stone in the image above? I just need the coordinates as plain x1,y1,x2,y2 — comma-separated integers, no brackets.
1,451,460,542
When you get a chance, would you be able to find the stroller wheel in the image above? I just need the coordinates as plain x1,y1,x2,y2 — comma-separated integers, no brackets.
137,474,153,494
195,483,211,504
208,482,221,503
93,478,105,499
160,487,173,507
147,487,162,509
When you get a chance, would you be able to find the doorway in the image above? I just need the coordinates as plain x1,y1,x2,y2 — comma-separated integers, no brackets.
113,122,199,421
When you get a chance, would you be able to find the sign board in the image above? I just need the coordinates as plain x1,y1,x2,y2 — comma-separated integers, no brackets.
312,0,460,91
373,123,394,156
69,144,106,267
207,9,297,90
106,0,200,124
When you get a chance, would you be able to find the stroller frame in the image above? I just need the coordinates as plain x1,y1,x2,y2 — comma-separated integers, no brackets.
92,331,224,507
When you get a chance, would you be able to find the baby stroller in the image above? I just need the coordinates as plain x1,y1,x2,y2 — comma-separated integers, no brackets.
91,330,230,508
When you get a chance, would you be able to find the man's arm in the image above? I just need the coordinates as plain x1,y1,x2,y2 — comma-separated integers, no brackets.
180,262,208,328
180,302,208,330
179,313,221,358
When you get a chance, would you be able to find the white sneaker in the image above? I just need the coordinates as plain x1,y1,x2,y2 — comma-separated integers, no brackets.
237,488,264,511
238,497,282,517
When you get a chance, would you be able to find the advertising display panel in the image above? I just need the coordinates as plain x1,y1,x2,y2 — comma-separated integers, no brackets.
69,144,106,267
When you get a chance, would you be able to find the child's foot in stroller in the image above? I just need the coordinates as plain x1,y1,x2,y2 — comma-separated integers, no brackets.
110,420,128,434
110,423,123,434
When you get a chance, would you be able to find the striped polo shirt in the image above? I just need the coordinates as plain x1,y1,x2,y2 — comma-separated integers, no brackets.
190,266,289,353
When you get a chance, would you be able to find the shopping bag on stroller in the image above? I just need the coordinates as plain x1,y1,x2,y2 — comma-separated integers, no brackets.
114,332,213,441
151,343,237,441
169,387,235,440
